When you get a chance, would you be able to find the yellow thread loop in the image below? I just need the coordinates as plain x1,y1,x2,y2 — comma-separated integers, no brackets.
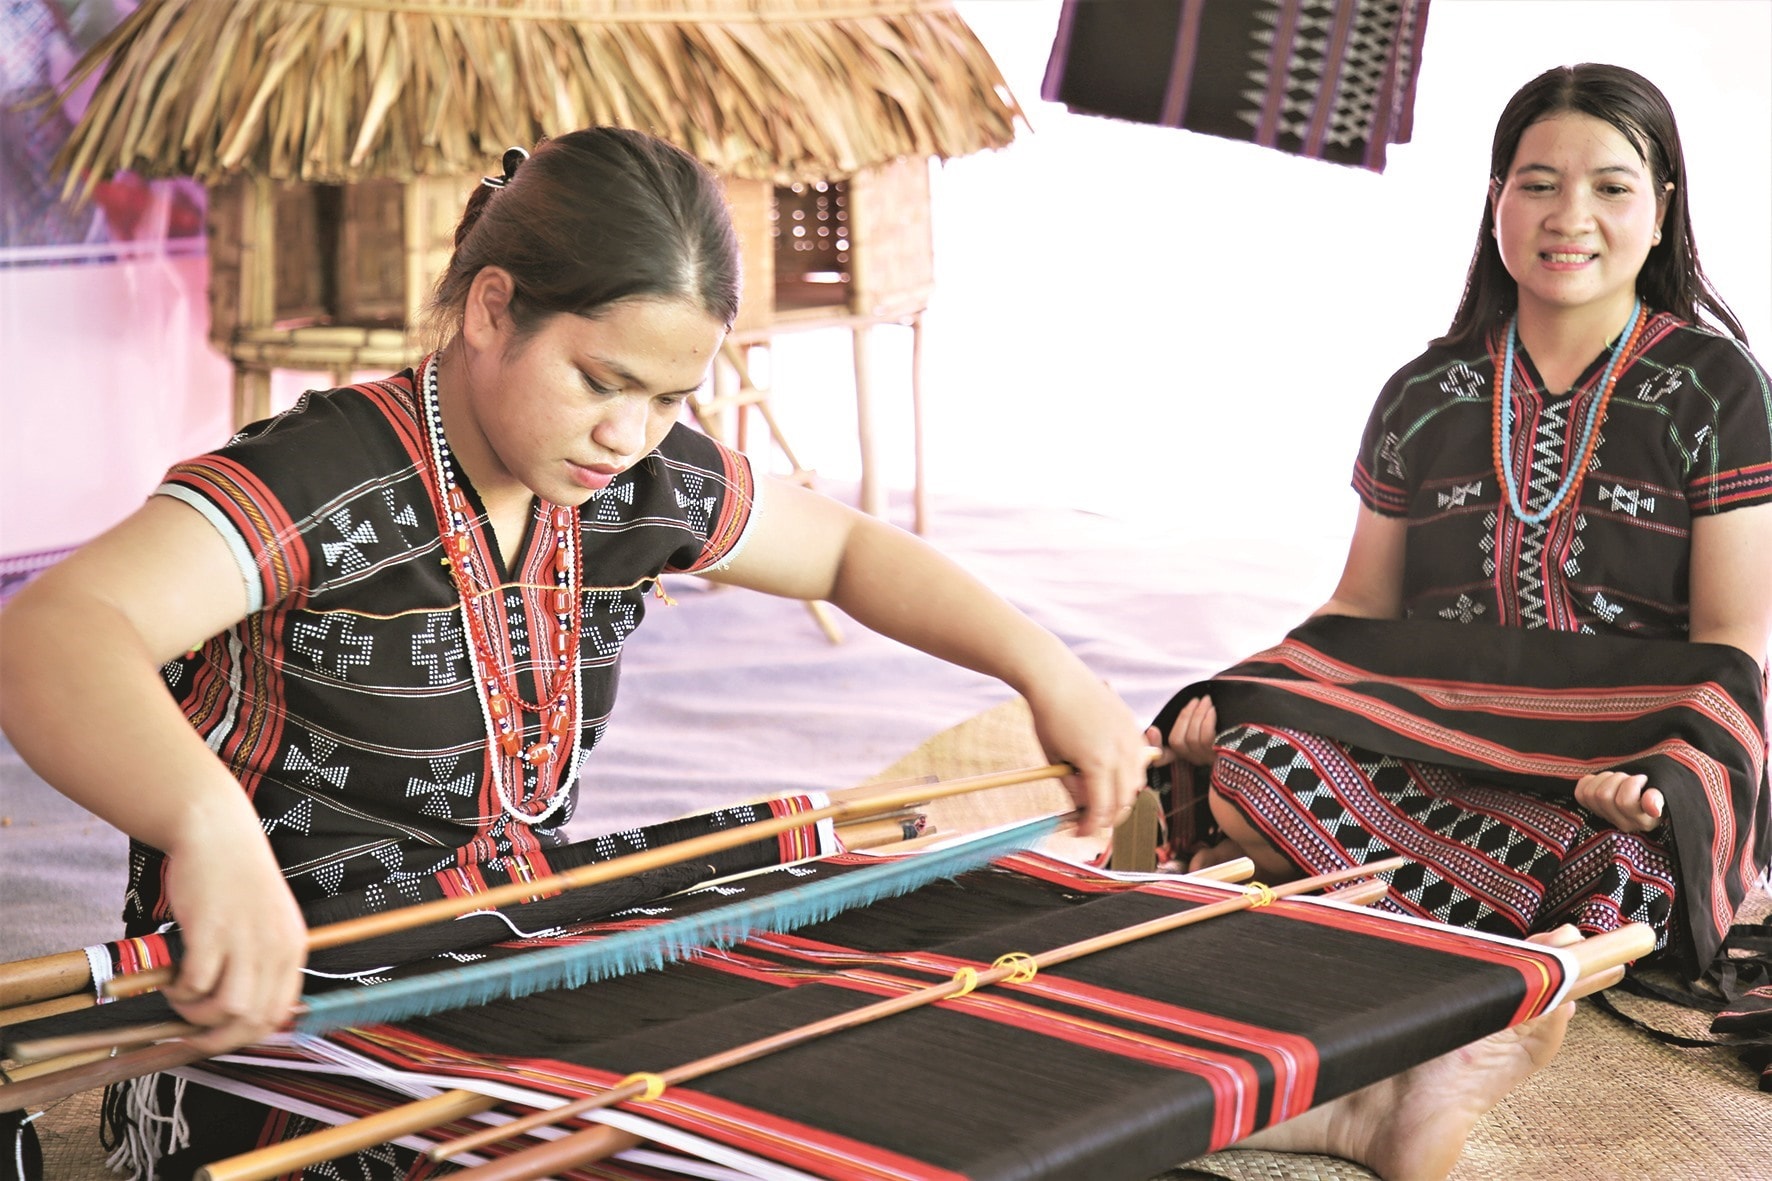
653,579,678,606
992,952,1038,983
1245,881,1278,908
619,1072,668,1102
950,967,980,997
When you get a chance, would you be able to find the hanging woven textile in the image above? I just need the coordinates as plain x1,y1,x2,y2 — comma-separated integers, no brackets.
1040,0,1431,172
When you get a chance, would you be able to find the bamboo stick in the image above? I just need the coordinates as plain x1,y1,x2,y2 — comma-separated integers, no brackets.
195,1089,502,1181
2,1045,120,1083
12,1021,197,1064
833,813,927,849
0,951,93,1010
103,760,1085,1000
432,859,1409,1166
0,777,942,1014
0,1040,209,1109
0,988,93,1029
2,761,1121,1105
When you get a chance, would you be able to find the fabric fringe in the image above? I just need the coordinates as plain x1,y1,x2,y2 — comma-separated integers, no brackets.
100,1075,188,1181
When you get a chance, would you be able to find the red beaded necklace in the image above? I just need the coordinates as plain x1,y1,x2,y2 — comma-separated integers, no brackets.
420,355,582,824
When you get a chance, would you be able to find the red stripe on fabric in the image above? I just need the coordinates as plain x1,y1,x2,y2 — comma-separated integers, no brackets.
686,441,756,573
335,1025,969,1181
797,966,1261,1150
1352,461,1408,514
163,455,309,605
1661,744,1741,945
219,611,289,800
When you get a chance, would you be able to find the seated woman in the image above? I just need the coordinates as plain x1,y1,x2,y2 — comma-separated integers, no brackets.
1152,64,1771,980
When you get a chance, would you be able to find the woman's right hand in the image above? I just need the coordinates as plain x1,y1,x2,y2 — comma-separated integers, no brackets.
1152,695,1219,766
160,817,308,1055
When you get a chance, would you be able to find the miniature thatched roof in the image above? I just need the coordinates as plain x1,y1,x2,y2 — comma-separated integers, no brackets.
55,0,1023,198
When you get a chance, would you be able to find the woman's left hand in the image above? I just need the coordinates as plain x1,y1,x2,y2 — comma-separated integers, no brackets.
1024,675,1151,838
1574,770,1665,832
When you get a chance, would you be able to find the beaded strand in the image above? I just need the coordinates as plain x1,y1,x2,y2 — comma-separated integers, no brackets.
1491,299,1644,525
420,355,582,824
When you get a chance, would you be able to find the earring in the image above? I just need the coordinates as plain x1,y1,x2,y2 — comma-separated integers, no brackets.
1652,229,1662,244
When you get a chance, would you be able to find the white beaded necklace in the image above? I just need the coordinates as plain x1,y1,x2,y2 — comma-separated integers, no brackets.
419,354,582,825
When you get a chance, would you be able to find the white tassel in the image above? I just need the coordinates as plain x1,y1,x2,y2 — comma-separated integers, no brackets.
102,1075,190,1181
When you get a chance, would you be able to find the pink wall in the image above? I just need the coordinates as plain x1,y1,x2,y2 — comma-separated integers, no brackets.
0,248,231,558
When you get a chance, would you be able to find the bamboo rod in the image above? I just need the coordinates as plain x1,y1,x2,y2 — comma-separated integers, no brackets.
833,813,927,849
1,1046,115,1083
0,777,944,1013
104,760,1085,1000
432,859,1409,1167
195,1089,502,1181
1320,878,1389,907
12,1021,197,1064
0,1039,210,1110
0,951,92,1009
3,761,1126,1104
0,991,93,1028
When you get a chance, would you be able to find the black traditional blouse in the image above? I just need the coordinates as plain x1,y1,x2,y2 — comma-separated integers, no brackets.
1353,312,1772,636
129,370,754,923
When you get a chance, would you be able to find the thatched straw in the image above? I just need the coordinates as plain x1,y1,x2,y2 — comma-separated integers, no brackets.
52,0,1023,199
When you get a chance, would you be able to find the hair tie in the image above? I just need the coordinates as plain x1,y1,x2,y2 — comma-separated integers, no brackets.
481,145,530,190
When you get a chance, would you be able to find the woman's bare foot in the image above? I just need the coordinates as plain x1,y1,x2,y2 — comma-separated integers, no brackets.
1231,929,1580,1180
1187,836,1249,873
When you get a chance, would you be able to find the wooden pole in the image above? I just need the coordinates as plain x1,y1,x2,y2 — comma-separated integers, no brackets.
104,760,1085,999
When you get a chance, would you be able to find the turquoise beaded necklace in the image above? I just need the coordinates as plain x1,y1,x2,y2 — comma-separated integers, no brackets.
1496,298,1642,525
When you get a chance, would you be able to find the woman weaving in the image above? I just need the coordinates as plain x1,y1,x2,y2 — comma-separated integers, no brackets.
1154,66,1772,986
1,127,1586,1180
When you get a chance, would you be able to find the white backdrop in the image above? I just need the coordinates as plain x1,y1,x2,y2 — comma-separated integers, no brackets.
1,0,1768,597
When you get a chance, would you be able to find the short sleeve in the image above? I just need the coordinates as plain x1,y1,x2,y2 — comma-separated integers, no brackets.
1684,335,1772,515
153,380,428,613
619,422,757,574
1350,362,1419,518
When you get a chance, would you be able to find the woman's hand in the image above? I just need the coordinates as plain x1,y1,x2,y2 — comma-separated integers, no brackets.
1025,675,1150,838
160,815,308,1055
1573,770,1664,833
1160,695,1219,766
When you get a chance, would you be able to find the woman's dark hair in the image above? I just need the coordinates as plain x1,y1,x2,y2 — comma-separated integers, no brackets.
1436,63,1746,347
425,127,741,343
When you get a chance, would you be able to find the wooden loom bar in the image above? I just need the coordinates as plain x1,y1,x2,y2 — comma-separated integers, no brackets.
98,760,1086,999
192,1090,505,1181
432,859,1410,1170
0,761,1147,1109
0,950,92,1009
0,774,949,1015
